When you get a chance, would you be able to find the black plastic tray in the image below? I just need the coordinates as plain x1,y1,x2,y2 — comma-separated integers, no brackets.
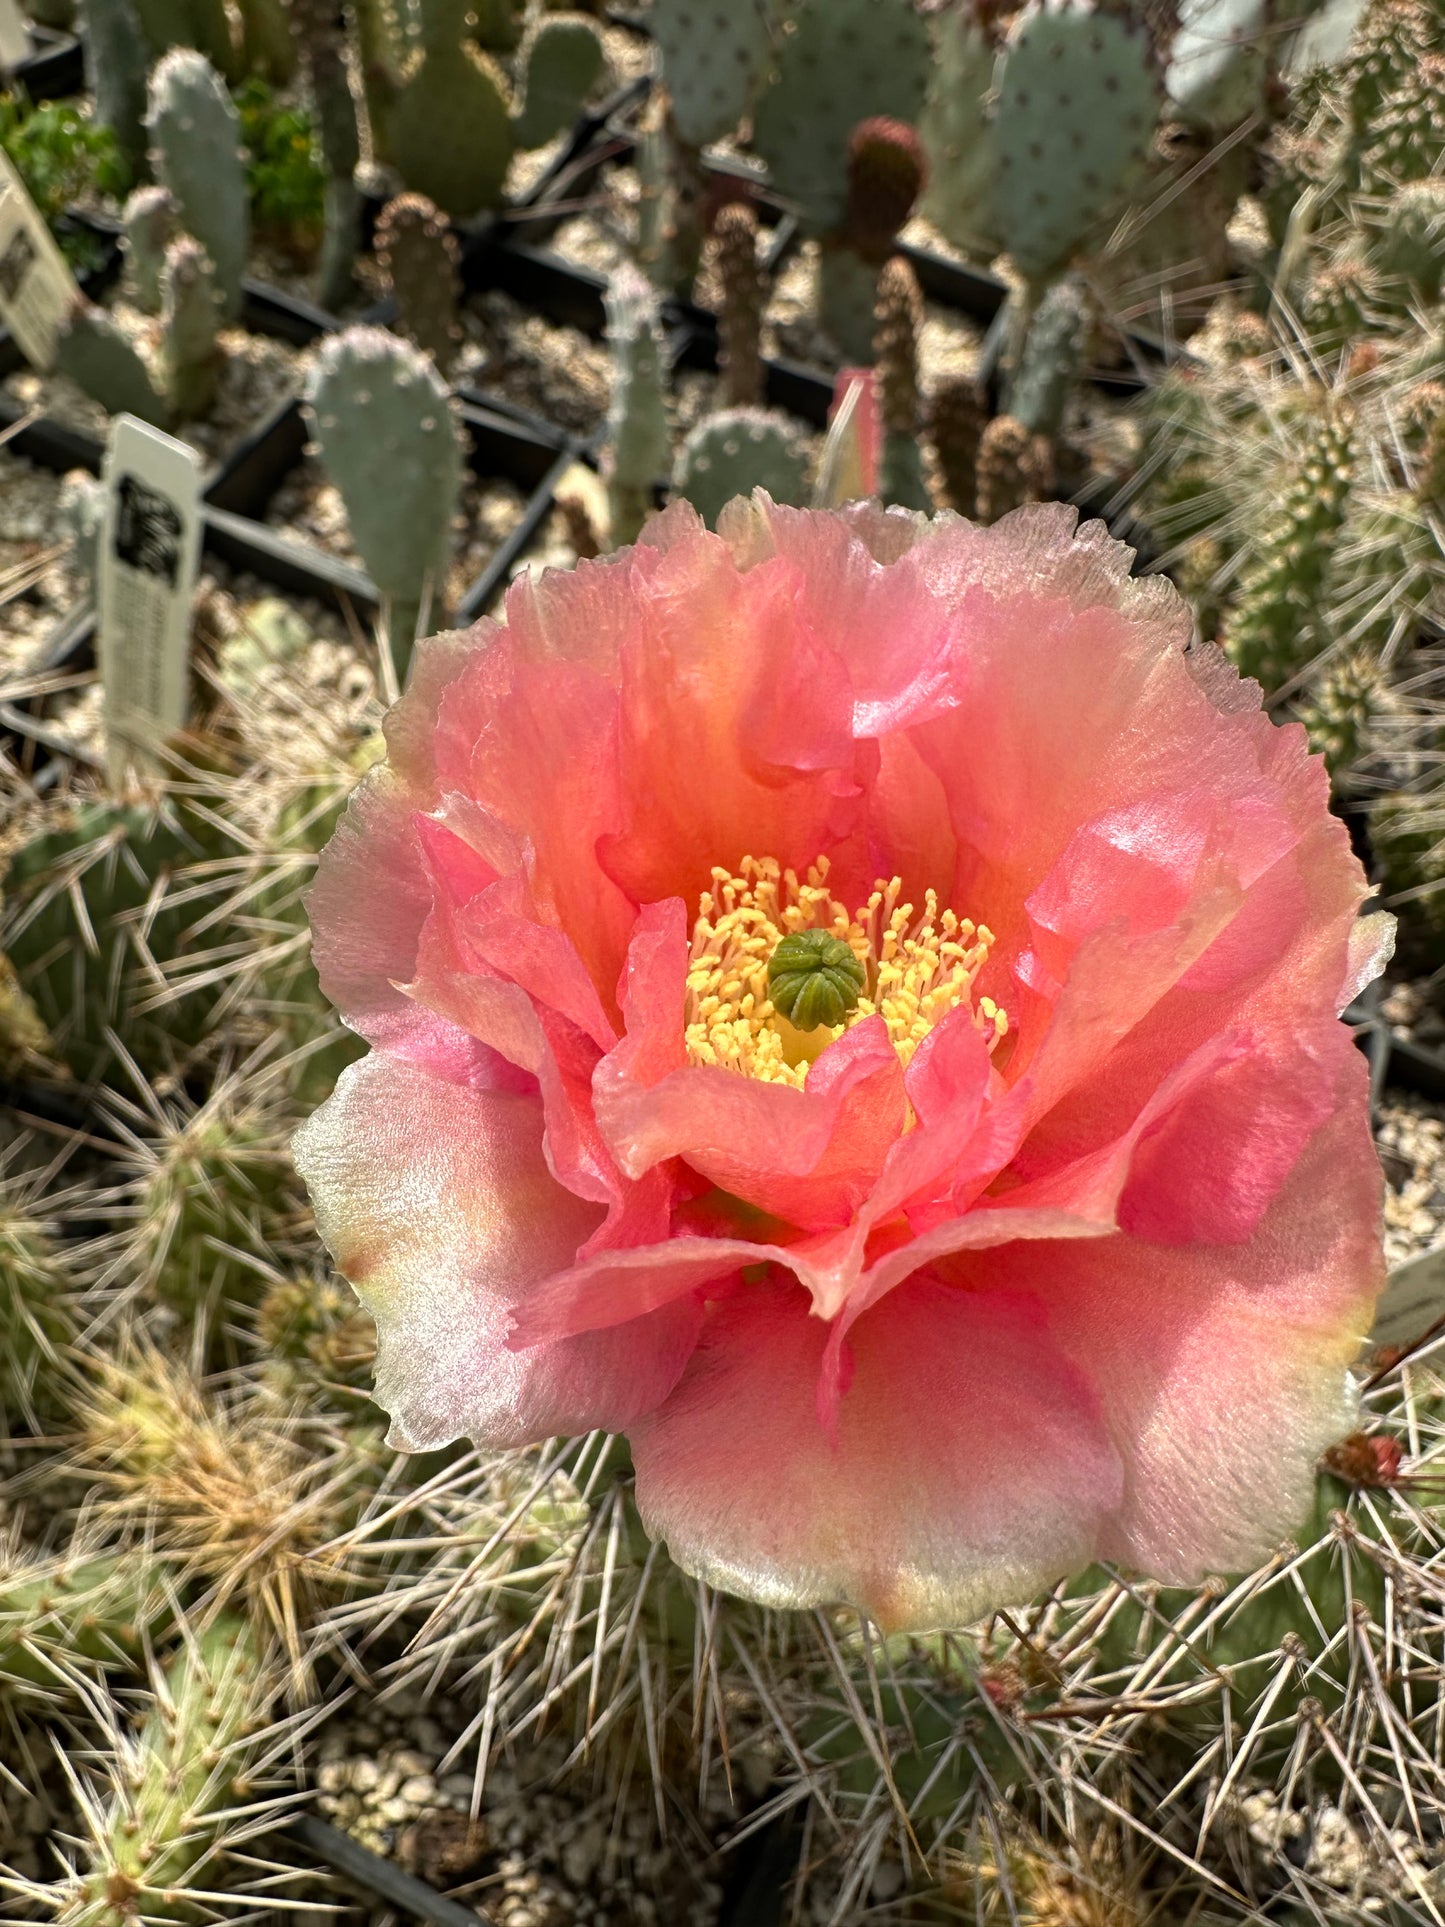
10,22,84,98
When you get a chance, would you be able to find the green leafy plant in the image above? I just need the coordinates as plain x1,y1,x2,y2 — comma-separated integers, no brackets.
0,90,128,267
235,76,325,259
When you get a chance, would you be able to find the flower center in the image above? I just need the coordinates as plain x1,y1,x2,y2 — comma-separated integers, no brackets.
684,855,1008,1089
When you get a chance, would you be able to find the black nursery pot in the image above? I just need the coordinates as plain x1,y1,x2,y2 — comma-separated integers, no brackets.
9,22,84,98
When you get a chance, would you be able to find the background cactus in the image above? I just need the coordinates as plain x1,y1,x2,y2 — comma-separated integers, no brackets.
711,200,764,409
122,184,178,312
290,0,362,309
159,233,222,419
673,408,810,527
603,264,670,547
304,327,464,678
375,192,463,377
147,48,250,322
77,0,149,179
873,255,930,512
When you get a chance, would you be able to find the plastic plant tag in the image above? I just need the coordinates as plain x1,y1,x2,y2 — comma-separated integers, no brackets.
0,0,29,73
0,148,80,368
1368,1243,1445,1355
813,369,877,509
97,413,202,785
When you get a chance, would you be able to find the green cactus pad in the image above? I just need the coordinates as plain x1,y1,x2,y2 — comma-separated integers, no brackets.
652,0,779,149
672,408,810,529
376,192,462,375
305,326,462,662
751,0,931,235
994,2,1160,284
147,48,250,321
513,15,606,151
55,304,169,426
390,38,514,218
919,10,1000,259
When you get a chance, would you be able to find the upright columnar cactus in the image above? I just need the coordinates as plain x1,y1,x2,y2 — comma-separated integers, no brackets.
1222,409,1356,687
147,50,250,322
122,184,178,313
375,193,462,376
130,0,237,79
818,117,928,362
160,234,222,420
928,374,987,517
389,0,513,219
352,0,409,163
603,265,670,547
843,116,928,266
712,201,763,408
65,1618,276,1921
873,256,930,511
290,0,363,310
305,327,463,676
975,413,1051,523
78,0,149,178
235,0,296,81
1007,275,1090,440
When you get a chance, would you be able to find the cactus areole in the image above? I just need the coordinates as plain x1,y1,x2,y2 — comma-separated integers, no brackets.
295,497,1392,1633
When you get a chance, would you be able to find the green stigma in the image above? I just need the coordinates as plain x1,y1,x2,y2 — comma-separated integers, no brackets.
767,928,866,1032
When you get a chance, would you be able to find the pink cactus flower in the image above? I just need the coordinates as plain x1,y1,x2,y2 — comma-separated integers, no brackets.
293,497,1392,1632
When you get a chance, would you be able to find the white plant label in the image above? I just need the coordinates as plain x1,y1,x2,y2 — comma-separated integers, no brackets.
98,414,203,784
0,0,29,72
0,148,79,369
1367,1242,1445,1355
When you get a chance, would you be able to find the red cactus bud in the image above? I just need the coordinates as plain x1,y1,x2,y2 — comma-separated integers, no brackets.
844,116,927,263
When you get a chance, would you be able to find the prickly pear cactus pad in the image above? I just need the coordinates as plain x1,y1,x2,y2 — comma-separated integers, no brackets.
651,0,778,148
292,499,1392,1637
671,409,810,525
994,0,1161,283
751,0,931,234
919,8,1001,258
304,325,462,660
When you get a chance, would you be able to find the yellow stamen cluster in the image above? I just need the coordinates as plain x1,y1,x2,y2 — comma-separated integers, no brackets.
685,855,1007,1090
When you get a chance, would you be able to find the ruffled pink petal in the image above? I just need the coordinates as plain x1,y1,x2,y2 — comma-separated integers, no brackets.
628,1273,1122,1630
713,493,962,743
433,639,636,1008
307,768,526,1090
292,1054,701,1451
596,535,870,906
999,1048,1383,1581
